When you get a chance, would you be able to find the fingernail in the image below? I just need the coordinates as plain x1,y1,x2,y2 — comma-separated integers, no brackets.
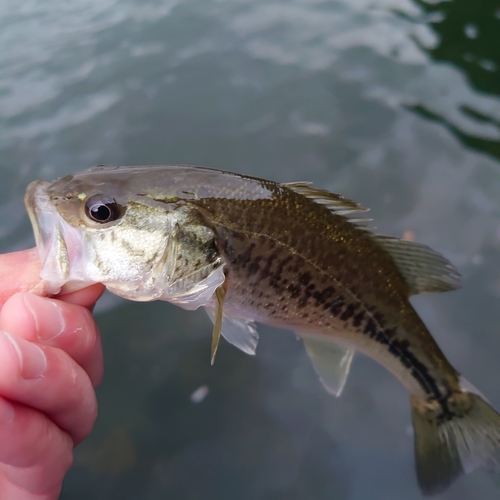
23,293,65,341
0,398,14,425
0,331,47,379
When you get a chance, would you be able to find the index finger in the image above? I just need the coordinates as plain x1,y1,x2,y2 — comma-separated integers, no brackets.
0,249,46,307
0,249,105,309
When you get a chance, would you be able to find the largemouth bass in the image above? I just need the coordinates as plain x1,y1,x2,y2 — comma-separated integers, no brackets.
25,165,500,495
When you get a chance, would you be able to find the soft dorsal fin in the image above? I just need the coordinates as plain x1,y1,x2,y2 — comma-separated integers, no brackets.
283,182,373,229
301,335,355,397
374,235,461,295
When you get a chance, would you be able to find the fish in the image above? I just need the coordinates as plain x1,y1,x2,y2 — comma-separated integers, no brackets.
25,164,500,495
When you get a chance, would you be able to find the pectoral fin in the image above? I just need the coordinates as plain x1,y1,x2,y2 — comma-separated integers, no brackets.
301,336,354,397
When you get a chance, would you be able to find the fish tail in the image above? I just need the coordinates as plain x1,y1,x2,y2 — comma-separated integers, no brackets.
410,378,500,496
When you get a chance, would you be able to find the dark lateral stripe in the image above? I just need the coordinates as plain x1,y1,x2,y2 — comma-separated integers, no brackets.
331,301,442,399
363,317,377,338
329,295,345,316
340,302,359,321
352,310,365,328
360,316,442,400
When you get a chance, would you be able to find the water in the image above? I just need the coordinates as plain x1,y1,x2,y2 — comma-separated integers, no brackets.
1,0,500,498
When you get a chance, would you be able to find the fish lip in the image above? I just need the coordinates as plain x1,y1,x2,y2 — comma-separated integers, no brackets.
25,180,52,260
24,180,69,293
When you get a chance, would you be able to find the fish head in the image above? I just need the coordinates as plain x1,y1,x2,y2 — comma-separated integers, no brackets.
25,169,225,306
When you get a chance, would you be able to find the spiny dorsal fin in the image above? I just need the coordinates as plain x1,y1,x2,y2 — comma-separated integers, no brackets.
375,235,461,295
283,182,373,230
284,181,460,294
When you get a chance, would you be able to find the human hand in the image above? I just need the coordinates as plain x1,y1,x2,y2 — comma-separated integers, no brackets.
0,249,105,500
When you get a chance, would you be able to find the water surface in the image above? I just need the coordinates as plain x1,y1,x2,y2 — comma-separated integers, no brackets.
1,1,500,498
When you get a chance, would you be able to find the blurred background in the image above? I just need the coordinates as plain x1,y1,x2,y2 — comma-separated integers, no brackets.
2,0,500,498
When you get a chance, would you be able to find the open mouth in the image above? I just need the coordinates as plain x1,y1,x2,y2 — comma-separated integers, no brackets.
24,180,83,293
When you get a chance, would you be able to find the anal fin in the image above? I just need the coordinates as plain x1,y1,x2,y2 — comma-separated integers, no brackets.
301,335,354,397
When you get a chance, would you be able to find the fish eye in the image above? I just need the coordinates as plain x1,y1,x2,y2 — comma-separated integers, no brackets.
85,194,123,223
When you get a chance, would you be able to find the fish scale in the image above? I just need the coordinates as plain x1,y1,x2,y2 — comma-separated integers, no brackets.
196,194,456,402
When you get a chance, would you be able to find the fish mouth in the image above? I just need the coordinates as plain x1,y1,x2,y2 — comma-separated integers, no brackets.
25,181,87,294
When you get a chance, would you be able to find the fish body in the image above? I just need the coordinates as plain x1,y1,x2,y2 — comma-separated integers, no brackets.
25,165,500,495
193,182,457,402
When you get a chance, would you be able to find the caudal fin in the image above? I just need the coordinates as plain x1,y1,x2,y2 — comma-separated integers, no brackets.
410,386,500,496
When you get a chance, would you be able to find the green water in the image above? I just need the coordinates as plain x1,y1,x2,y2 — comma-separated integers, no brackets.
1,1,500,498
